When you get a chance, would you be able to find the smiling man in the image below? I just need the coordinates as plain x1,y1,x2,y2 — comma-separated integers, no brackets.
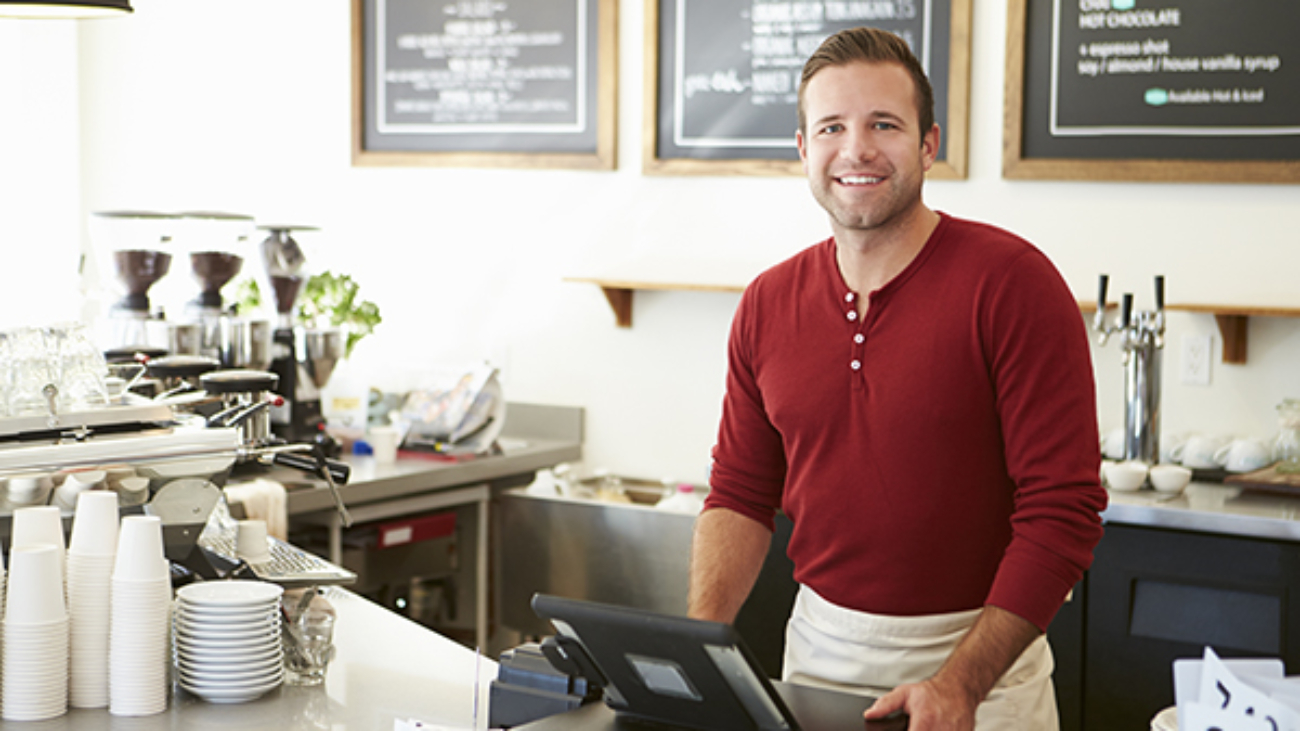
688,27,1108,731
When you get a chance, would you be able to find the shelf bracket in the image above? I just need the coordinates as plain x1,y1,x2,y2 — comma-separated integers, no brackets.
1214,314,1248,365
601,286,634,328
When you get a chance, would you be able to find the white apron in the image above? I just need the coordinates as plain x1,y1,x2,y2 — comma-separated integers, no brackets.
782,585,1059,730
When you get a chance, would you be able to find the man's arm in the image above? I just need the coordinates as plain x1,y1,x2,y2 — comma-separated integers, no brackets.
687,507,772,623
862,605,1041,730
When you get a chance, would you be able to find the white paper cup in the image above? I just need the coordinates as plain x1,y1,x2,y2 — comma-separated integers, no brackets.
11,505,66,553
70,490,120,556
368,426,400,464
236,520,271,564
5,545,68,624
113,516,167,582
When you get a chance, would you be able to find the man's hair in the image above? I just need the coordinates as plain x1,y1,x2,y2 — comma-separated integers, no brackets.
797,26,935,138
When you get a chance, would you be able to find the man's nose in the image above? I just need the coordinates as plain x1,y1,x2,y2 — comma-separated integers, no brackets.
840,127,878,162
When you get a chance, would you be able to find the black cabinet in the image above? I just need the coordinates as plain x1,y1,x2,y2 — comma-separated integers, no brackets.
1063,523,1300,730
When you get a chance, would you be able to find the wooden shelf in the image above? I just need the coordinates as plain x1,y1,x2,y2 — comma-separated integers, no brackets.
1083,301,1300,364
565,276,747,328
1166,304,1300,364
571,279,1300,358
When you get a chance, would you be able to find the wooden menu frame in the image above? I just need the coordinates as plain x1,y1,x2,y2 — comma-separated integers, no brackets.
352,0,618,170
642,0,972,178
1003,0,1300,183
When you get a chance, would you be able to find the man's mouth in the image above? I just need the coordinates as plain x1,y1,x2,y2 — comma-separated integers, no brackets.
836,175,883,185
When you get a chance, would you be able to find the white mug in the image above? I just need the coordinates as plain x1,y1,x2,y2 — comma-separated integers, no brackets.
236,519,272,564
1214,437,1272,473
1173,434,1229,469
1159,432,1190,465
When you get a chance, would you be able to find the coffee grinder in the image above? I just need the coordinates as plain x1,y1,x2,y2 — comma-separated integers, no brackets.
87,211,177,352
175,212,272,369
259,225,344,444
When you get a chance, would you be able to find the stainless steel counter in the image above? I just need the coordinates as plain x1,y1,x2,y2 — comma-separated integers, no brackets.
1103,481,1300,542
0,588,492,730
277,402,583,517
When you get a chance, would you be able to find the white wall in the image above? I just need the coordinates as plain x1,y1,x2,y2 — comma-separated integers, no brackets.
2,0,1299,484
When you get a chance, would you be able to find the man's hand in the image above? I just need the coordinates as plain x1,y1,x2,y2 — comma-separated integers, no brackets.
864,674,978,731
862,605,1042,730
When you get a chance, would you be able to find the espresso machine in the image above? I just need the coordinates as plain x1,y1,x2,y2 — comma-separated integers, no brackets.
258,226,344,445
1094,274,1166,464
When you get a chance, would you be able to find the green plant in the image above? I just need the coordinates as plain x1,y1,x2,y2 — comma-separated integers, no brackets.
297,271,382,358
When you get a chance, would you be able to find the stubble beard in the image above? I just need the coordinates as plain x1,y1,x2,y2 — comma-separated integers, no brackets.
811,166,924,237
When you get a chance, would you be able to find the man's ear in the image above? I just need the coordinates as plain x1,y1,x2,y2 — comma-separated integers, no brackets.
920,124,940,171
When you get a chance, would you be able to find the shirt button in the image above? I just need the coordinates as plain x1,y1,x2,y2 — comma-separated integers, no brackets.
845,293,855,303
850,360,862,370
846,311,857,322
854,333,865,344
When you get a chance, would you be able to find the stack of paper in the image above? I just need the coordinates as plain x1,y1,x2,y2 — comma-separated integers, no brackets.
1176,647,1300,730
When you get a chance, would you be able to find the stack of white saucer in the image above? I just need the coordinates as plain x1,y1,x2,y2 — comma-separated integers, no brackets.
3,544,69,721
173,581,284,703
67,491,120,709
108,515,172,716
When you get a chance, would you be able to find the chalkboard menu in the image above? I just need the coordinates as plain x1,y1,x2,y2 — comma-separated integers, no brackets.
352,0,617,169
1004,0,1300,182
643,0,971,178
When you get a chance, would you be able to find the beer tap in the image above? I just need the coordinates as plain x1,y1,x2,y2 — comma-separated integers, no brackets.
1094,274,1166,465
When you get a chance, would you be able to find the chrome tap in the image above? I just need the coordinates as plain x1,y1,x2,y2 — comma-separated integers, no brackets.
1094,274,1166,465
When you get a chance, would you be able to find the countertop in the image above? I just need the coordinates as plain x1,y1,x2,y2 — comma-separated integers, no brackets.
1103,480,1300,542
2,587,493,731
246,403,583,516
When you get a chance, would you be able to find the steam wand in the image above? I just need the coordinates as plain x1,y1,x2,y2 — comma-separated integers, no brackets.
1094,274,1166,465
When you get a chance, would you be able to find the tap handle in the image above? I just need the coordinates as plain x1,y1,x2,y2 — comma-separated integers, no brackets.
1097,274,1110,312
1121,293,1133,328
1154,275,1165,311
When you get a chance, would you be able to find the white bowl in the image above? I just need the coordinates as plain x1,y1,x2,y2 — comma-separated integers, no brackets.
1104,460,1149,491
1150,464,1193,493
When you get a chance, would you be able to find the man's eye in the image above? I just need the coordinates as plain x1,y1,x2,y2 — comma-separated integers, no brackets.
820,123,843,134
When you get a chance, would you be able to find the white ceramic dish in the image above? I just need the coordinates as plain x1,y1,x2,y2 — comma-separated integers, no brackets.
177,655,282,676
173,619,278,641
1103,460,1149,491
178,664,282,685
1149,464,1193,493
176,580,282,607
174,629,280,650
175,642,282,660
176,604,278,620
180,676,281,704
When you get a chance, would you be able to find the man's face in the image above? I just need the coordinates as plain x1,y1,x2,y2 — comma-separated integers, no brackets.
796,61,938,238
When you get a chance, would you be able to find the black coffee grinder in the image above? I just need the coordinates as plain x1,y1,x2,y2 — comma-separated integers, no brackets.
259,225,344,444
89,211,177,352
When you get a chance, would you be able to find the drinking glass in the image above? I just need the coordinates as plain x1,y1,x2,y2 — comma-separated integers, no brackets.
283,605,336,686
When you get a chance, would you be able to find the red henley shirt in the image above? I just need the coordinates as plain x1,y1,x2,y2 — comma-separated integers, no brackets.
706,213,1107,631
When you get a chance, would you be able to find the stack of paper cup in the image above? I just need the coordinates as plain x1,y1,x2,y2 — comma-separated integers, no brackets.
11,505,67,582
67,491,120,709
3,545,70,720
108,515,171,716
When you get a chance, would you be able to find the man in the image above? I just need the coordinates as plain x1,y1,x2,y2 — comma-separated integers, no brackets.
689,27,1108,730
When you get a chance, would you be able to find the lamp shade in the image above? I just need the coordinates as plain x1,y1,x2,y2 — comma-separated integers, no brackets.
0,0,132,18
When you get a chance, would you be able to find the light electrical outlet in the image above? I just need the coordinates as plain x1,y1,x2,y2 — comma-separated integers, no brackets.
1181,333,1213,386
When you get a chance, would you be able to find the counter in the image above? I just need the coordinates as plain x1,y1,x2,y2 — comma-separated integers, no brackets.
0,588,493,731
229,402,583,652
1102,480,1300,541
